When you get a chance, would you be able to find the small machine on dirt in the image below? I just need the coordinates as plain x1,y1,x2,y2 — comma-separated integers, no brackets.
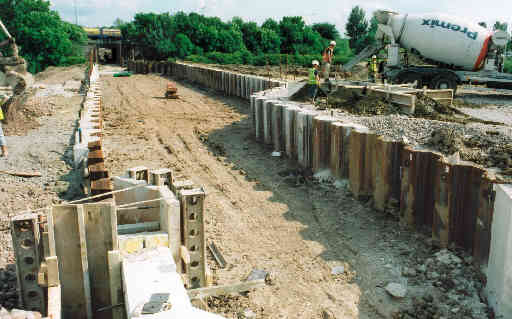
165,82,178,99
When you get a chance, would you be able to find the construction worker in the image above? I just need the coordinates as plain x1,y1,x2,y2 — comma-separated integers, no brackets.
0,99,7,157
368,55,379,83
322,41,336,84
308,60,321,103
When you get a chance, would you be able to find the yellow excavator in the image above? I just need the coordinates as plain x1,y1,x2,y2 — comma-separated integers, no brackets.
0,18,33,117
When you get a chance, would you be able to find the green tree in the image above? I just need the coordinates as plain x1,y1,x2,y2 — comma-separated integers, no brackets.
241,22,262,53
0,0,87,73
312,23,339,41
345,6,369,53
478,22,487,28
113,18,125,27
262,18,279,33
279,16,306,53
260,28,281,53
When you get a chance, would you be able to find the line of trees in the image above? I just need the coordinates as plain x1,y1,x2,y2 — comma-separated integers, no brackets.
120,12,353,66
0,0,88,73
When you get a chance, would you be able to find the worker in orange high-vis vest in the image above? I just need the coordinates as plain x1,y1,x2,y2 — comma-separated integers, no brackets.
0,99,7,157
322,41,336,85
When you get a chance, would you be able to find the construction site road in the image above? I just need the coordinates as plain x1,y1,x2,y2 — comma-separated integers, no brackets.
100,66,490,319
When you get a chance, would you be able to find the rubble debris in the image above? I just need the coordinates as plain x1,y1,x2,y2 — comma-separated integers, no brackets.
385,283,407,298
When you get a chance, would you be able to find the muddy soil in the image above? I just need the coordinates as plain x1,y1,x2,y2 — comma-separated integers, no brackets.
100,68,491,319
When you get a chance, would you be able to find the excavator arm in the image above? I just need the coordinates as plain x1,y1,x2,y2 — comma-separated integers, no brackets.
0,19,17,57
0,19,12,40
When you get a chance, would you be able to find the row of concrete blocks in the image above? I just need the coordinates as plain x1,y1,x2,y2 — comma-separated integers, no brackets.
250,87,512,317
126,60,286,99
73,64,113,197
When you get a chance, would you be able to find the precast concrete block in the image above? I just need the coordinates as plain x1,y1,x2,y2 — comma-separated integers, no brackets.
11,213,46,313
180,189,207,289
486,184,512,318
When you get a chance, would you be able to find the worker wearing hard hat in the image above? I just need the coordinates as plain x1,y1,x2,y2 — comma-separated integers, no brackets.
368,55,379,83
322,41,336,84
0,100,7,157
308,60,321,103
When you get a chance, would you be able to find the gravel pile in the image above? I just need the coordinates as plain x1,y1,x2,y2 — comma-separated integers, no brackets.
0,78,84,310
397,249,490,319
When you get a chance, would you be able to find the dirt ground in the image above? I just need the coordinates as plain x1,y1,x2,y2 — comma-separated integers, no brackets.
100,67,490,319
0,65,85,309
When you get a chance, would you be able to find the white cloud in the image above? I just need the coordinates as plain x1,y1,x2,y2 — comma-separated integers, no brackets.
50,0,512,32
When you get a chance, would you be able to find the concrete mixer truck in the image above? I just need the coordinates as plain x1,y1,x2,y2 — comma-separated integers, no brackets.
343,10,512,92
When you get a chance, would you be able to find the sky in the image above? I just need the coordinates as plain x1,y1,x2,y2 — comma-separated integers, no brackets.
50,0,512,34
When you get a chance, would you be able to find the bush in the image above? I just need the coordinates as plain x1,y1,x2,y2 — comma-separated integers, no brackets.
185,51,354,68
504,58,512,74
61,56,86,66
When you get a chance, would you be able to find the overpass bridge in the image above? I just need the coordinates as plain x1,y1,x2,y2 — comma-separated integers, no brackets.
84,27,124,64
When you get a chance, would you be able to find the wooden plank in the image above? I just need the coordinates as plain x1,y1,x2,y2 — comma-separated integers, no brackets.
208,241,227,269
47,285,62,319
83,203,117,318
160,193,181,272
188,279,265,300
46,256,60,287
51,205,93,319
107,251,123,319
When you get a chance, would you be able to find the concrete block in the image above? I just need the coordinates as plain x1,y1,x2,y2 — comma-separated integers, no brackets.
10,213,46,313
122,247,190,318
119,234,145,254
144,231,169,249
486,184,512,318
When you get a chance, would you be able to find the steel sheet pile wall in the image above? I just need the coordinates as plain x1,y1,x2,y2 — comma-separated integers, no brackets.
73,64,113,197
248,86,507,272
127,61,285,99
126,59,506,272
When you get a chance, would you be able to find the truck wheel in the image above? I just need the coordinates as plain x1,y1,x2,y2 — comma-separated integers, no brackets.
396,72,423,88
431,74,458,93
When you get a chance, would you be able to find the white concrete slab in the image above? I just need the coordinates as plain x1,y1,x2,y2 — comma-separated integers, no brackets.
486,184,512,318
